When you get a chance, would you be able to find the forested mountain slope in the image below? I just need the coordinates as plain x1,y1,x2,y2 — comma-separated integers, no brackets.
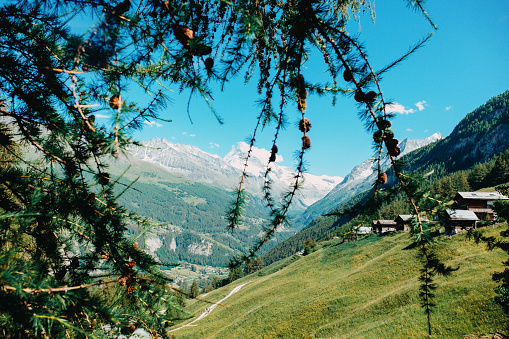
105,157,294,267
174,231,508,338
407,90,509,174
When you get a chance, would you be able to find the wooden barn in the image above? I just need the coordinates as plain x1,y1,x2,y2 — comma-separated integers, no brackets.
454,192,508,221
372,220,397,234
445,209,479,235
394,215,430,231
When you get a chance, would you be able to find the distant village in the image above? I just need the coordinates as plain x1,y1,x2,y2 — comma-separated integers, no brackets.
363,192,508,236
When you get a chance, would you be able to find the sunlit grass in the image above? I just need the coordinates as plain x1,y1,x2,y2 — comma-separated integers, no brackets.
172,227,508,338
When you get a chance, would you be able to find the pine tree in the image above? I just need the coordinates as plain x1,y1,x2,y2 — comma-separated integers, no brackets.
303,237,316,255
190,280,200,298
488,153,509,187
228,266,244,283
468,163,489,190
0,0,450,336
245,257,265,274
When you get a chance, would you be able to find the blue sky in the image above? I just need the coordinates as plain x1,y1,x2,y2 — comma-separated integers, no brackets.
130,0,509,177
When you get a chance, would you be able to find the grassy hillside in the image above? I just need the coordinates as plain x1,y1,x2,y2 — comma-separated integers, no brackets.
171,228,508,338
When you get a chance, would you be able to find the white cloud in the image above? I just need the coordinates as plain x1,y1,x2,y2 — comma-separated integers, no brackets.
386,102,415,114
415,100,427,111
209,142,220,149
189,134,196,137
171,136,176,140
424,129,429,133
182,132,187,135
406,128,414,132
445,106,452,111
144,120,162,127
95,114,109,119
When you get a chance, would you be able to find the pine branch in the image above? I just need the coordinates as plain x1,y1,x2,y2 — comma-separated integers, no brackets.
376,32,434,78
1,279,120,294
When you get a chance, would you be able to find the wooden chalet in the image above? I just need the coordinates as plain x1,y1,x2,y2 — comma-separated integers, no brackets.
445,209,479,235
372,220,397,234
454,192,508,221
356,226,372,234
394,215,430,231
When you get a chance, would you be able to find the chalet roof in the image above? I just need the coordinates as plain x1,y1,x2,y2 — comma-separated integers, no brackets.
468,208,493,214
395,215,430,222
373,220,397,226
446,209,479,221
357,226,372,233
456,192,508,201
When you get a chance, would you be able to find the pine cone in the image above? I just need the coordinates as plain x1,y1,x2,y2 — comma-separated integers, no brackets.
204,57,214,71
191,42,212,56
385,138,399,148
388,146,401,157
373,130,383,143
354,90,365,102
302,135,311,150
384,129,394,140
377,119,392,130
343,69,353,82
377,172,388,185
173,25,194,46
299,118,311,133
109,95,122,110
364,91,377,103
99,173,110,185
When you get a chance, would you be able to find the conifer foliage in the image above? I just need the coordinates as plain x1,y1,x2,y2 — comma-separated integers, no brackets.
0,0,444,337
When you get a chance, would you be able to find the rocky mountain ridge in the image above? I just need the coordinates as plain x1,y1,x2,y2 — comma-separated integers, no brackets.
129,138,344,211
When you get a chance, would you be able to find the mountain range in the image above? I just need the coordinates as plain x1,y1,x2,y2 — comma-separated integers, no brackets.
111,130,442,268
128,132,442,228
128,138,344,212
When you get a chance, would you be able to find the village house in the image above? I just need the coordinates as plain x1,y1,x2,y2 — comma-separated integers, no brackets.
356,226,372,234
394,215,430,231
454,192,508,221
445,209,479,235
372,219,397,234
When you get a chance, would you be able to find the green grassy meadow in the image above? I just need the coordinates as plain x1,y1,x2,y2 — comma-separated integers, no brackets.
171,227,508,338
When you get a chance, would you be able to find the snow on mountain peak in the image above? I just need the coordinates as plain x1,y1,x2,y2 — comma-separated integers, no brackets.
224,142,283,176
129,139,342,210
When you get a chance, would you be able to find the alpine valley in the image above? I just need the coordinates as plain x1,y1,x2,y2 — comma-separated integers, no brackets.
107,133,441,268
